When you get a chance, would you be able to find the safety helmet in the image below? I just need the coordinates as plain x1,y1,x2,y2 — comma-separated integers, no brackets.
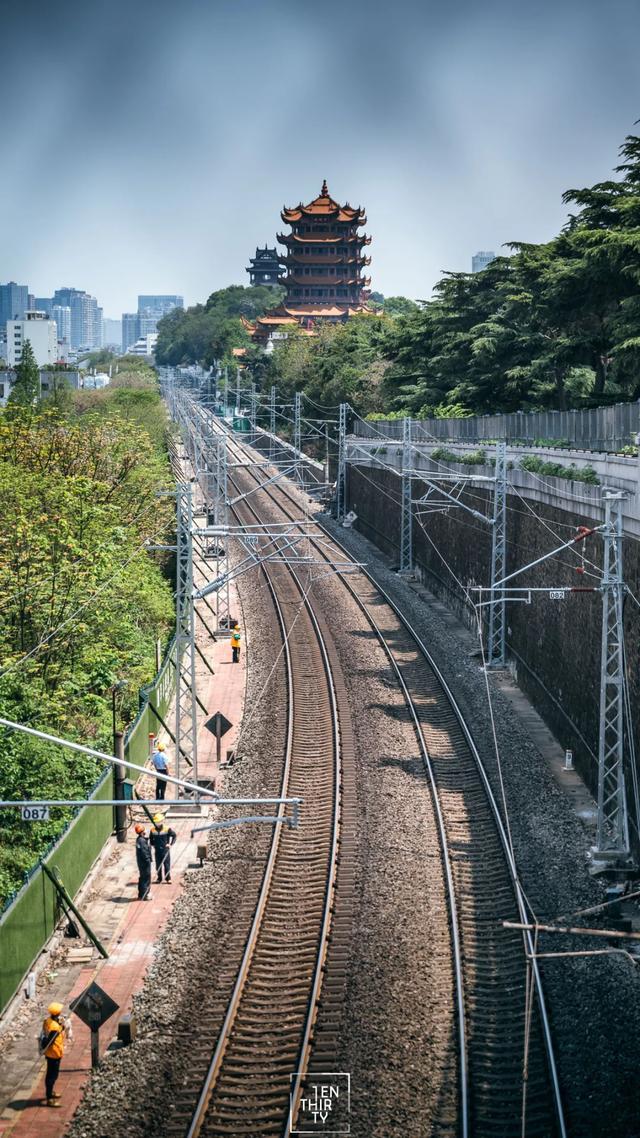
153,813,164,825
134,823,146,834
156,742,165,751
48,1002,63,1016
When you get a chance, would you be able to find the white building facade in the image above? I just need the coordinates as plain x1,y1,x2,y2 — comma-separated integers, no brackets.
6,311,58,366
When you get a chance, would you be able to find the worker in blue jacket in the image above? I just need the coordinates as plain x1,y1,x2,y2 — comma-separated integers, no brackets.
134,824,152,900
151,741,170,801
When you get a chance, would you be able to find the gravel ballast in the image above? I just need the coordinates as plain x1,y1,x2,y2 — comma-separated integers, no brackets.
322,512,640,1138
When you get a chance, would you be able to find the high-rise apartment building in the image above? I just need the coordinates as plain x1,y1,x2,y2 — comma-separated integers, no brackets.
52,288,102,349
137,295,183,315
52,305,71,345
0,281,29,327
122,313,140,353
7,311,58,366
102,318,122,348
472,251,496,273
122,295,182,351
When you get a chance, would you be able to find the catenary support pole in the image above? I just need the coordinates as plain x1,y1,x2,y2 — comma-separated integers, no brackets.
250,383,256,434
400,416,413,574
235,367,241,416
594,491,631,867
175,483,199,787
487,441,507,667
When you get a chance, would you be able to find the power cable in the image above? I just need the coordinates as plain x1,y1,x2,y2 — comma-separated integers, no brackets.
0,525,169,680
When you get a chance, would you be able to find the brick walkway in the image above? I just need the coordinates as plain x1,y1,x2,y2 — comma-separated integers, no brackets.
0,611,246,1137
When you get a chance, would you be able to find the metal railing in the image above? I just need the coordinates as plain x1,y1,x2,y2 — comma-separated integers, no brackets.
355,401,640,453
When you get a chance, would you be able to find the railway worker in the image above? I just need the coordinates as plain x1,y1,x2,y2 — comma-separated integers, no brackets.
150,814,177,883
40,1002,68,1106
135,823,152,900
151,740,170,801
230,622,241,664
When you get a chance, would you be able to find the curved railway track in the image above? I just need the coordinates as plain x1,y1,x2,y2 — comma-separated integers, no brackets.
180,396,567,1138
165,421,356,1138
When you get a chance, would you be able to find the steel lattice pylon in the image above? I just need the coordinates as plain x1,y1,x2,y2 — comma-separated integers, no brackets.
487,442,507,667
336,402,348,520
175,483,199,786
595,492,631,863
399,417,413,573
293,391,302,455
269,386,276,458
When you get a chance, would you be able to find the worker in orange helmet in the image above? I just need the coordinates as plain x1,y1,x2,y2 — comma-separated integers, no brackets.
40,1002,69,1106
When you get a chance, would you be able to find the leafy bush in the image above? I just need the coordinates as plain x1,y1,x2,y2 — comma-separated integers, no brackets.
430,447,487,466
520,455,599,484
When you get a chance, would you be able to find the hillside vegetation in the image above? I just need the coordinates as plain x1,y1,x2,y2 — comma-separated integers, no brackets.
0,360,174,904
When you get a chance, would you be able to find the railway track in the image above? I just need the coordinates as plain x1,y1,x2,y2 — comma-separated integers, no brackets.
185,397,567,1138
164,415,357,1137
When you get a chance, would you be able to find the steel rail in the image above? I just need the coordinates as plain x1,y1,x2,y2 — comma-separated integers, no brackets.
182,423,342,1138
206,406,566,1138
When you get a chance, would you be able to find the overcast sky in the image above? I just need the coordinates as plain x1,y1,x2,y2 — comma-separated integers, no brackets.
1,0,638,316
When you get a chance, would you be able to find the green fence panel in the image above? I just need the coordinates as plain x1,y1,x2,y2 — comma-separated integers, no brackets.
0,768,114,1013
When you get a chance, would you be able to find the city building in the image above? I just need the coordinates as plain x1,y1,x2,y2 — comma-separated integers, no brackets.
126,333,158,357
122,312,140,353
0,368,81,406
246,181,372,346
137,295,183,315
102,318,122,348
6,311,58,366
472,251,496,273
0,282,29,328
246,247,281,286
121,296,182,351
34,297,53,315
52,288,102,349
51,304,71,345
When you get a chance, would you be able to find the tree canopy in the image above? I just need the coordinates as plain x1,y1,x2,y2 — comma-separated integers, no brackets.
155,285,285,368
0,362,174,903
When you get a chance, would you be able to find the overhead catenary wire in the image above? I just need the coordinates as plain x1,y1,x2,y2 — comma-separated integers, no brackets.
0,526,171,680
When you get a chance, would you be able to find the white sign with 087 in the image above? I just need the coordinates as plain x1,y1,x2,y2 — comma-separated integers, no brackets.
21,805,50,821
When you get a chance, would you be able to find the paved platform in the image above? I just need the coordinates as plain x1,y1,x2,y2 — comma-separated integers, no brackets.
0,600,245,1137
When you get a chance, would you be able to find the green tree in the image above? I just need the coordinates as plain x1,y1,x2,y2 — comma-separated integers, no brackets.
155,285,285,367
9,341,39,406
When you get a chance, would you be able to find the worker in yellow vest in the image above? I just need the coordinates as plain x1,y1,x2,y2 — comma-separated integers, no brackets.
231,623,241,664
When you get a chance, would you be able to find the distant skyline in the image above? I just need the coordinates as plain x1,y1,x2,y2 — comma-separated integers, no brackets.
1,0,639,315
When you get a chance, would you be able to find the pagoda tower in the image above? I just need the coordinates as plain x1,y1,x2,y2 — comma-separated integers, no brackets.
277,180,371,315
246,245,281,286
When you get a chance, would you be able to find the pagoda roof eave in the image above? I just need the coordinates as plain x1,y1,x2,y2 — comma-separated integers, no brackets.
277,232,370,245
282,206,366,224
285,276,369,287
279,254,370,266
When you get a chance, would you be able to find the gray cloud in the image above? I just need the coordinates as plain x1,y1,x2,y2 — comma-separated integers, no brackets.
0,0,638,314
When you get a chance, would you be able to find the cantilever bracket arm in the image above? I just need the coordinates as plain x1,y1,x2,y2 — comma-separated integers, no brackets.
493,524,605,589
414,477,493,524
228,464,297,505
